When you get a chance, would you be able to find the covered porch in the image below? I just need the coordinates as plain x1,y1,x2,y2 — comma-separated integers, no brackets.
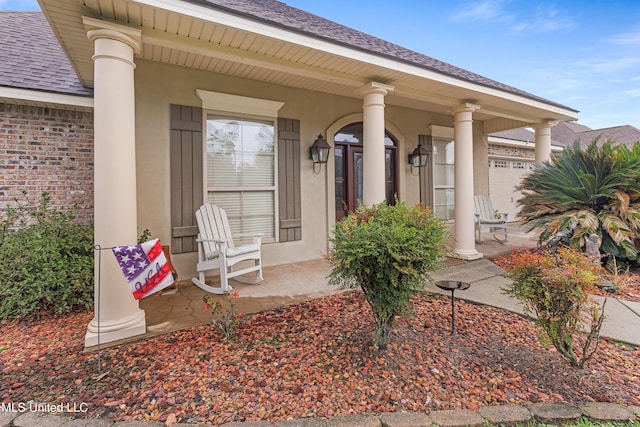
108,224,539,348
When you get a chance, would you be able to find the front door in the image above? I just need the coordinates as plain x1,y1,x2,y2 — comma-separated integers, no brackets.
334,122,397,221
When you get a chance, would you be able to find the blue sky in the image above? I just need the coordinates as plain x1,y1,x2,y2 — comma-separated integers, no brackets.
3,0,640,130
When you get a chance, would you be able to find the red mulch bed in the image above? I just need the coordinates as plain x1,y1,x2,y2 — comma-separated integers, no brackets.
1,291,639,425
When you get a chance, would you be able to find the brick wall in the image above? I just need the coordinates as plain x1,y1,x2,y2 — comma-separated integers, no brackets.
488,143,534,159
0,103,94,224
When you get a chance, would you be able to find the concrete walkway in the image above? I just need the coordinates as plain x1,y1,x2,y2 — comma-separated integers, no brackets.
429,258,640,347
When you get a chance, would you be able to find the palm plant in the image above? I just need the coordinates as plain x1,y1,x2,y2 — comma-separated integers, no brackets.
517,138,640,264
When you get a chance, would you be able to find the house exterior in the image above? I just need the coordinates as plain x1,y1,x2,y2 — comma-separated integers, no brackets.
0,12,94,221
1,1,580,347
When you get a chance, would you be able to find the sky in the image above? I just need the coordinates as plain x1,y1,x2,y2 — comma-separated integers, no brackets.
2,0,640,130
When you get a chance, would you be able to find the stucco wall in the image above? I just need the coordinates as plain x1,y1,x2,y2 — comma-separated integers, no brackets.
0,103,94,224
0,63,492,277
133,60,486,276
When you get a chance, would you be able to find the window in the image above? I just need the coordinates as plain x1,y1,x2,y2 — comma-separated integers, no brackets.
513,161,526,169
206,115,275,240
433,138,455,220
494,160,509,168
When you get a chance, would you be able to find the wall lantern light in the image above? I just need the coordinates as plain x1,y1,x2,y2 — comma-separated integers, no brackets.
309,134,331,174
408,142,429,175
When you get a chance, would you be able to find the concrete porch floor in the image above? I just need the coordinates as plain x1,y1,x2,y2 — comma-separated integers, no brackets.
138,223,539,342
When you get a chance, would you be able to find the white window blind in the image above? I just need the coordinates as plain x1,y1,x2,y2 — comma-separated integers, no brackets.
206,115,276,239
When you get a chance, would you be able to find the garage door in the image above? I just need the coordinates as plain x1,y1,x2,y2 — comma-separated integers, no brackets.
488,158,534,221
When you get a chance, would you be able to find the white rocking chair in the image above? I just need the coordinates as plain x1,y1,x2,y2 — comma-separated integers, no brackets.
474,195,508,243
191,204,263,294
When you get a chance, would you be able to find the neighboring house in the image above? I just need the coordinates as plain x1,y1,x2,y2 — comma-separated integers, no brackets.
1,1,580,347
485,122,640,220
551,121,640,148
486,128,562,220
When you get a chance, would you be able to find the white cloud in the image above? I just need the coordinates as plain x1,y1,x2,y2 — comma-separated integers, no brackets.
624,88,640,98
509,5,574,34
607,31,640,45
451,0,513,23
451,1,573,35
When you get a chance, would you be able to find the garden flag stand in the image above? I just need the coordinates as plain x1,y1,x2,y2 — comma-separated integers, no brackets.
112,238,175,300
92,239,173,374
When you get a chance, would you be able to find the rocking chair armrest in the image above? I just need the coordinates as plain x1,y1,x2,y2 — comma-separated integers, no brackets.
236,233,263,245
196,237,227,244
235,233,264,239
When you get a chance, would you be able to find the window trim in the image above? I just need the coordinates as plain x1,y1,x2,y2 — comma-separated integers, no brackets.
196,89,284,117
197,90,284,243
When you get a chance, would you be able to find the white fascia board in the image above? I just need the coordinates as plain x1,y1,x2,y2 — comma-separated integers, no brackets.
0,87,93,110
137,0,576,118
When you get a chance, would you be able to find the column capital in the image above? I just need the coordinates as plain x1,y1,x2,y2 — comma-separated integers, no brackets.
356,81,395,97
83,16,142,54
451,102,480,115
532,120,559,131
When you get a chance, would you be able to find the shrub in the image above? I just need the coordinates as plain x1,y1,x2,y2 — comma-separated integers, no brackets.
328,202,449,349
203,291,241,339
502,246,606,368
0,192,94,319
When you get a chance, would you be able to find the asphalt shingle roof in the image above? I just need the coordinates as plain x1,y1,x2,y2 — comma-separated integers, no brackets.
1,2,576,113
552,122,640,148
491,128,536,143
0,11,92,97
196,0,576,112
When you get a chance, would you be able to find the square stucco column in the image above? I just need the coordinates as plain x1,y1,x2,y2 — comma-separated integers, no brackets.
534,121,556,164
453,103,482,260
83,17,146,348
357,82,394,205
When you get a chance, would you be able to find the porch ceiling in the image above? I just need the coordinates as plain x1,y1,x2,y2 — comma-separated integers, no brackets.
38,0,578,130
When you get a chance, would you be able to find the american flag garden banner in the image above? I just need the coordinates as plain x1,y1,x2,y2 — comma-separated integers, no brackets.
112,238,174,300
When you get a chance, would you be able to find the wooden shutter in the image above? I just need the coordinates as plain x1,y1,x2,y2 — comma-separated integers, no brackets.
277,118,302,242
170,104,203,253
419,134,433,208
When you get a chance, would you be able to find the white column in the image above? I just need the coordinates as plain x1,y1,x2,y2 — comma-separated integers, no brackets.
453,103,482,260
357,82,394,205
534,122,555,164
83,17,145,348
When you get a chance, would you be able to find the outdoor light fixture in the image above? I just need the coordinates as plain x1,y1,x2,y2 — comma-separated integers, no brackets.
309,134,331,174
408,142,429,175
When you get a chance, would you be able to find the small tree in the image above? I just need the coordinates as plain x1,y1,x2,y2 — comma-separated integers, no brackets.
503,246,606,368
328,202,448,349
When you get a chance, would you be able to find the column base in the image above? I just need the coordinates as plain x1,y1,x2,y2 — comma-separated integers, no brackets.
84,309,146,349
455,248,483,260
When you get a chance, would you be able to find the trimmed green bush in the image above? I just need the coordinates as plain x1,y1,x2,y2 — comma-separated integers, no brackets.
0,192,94,319
328,201,449,349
